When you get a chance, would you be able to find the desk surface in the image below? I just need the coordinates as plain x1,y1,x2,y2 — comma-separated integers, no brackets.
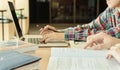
35,48,51,70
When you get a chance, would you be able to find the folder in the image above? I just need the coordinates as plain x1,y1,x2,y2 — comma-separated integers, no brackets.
0,50,41,70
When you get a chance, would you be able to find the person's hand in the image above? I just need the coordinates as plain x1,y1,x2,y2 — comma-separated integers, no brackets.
39,25,57,35
107,45,120,63
39,32,65,43
84,32,120,50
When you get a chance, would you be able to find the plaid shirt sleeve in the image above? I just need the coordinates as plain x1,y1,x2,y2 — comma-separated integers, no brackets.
64,7,120,41
106,24,120,38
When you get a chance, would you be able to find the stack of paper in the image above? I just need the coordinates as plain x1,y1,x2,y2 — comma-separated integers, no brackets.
0,50,41,70
47,48,120,70
0,40,38,53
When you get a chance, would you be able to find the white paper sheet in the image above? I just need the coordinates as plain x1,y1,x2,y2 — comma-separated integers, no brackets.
47,48,120,70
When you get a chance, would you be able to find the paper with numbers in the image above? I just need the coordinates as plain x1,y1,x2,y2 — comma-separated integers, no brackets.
47,48,120,70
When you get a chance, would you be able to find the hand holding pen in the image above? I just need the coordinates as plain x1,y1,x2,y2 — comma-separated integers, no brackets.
39,25,65,43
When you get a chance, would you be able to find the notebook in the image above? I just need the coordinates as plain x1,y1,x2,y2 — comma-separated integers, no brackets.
8,1,68,47
0,50,41,70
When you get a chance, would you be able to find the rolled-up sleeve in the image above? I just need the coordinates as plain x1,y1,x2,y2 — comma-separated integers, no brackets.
106,24,120,38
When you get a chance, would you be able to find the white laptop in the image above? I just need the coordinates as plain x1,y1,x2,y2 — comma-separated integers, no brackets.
8,1,68,47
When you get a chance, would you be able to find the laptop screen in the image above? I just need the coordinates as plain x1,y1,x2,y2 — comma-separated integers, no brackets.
8,1,23,39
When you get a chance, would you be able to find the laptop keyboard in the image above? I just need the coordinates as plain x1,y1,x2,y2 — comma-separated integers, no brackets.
28,38,40,44
27,37,68,47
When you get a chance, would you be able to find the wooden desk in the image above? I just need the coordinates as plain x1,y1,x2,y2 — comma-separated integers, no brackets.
35,47,70,70
33,42,77,70
35,48,51,70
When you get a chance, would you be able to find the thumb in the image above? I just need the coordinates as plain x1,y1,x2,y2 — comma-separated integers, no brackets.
106,50,113,59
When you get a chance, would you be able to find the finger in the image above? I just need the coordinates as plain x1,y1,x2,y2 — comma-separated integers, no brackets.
40,28,47,35
39,37,45,43
45,37,52,43
40,25,51,34
44,25,49,31
92,43,99,50
106,50,114,59
84,40,94,49
84,35,94,48
46,25,54,29
39,34,49,43
43,33,53,43
45,25,57,32
106,54,113,59
39,28,43,32
93,43,103,50
44,25,54,31
39,28,44,34
41,31,49,36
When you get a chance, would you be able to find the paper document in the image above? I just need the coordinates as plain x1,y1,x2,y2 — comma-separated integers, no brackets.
0,40,24,47
0,40,38,53
47,48,120,70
